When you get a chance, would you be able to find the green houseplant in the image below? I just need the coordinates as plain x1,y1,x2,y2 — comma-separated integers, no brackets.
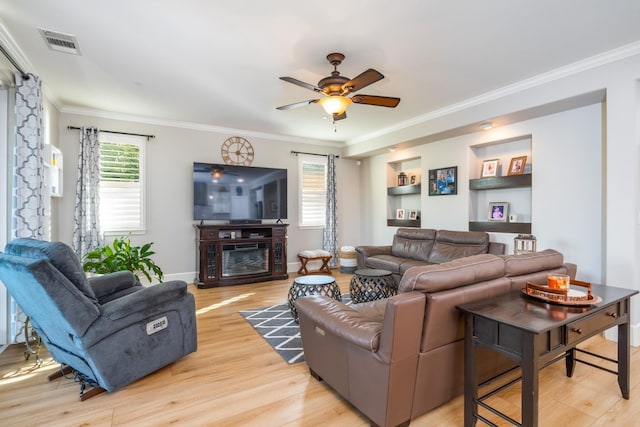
82,237,164,283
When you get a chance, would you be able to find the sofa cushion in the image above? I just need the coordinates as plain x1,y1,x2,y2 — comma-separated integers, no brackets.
427,230,490,264
399,254,505,293
502,249,564,277
391,228,436,262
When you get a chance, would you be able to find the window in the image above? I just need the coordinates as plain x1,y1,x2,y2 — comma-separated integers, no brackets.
298,155,326,227
99,133,145,233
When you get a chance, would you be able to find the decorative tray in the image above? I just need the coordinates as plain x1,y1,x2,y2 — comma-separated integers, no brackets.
522,279,602,306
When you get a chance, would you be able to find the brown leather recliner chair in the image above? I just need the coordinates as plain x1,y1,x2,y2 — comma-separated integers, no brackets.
296,249,576,426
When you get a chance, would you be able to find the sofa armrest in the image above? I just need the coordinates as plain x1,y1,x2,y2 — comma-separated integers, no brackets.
377,291,426,363
565,262,578,279
296,292,425,363
355,245,392,268
88,271,140,301
355,245,392,257
488,241,506,255
295,295,385,352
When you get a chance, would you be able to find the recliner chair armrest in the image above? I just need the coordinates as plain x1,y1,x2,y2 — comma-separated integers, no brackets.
76,281,193,349
101,280,188,320
88,271,140,301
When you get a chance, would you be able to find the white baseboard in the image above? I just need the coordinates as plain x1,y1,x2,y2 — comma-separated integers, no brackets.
140,271,197,286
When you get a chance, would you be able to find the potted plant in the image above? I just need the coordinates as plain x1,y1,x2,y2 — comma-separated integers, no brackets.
82,237,164,283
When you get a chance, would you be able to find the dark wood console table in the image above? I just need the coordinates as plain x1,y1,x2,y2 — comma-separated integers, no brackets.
195,223,288,288
458,284,637,427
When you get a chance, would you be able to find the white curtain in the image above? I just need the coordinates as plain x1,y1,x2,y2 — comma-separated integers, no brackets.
11,72,45,342
323,154,338,267
72,127,103,257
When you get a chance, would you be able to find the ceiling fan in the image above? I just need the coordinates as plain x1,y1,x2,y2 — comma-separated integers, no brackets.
277,52,400,121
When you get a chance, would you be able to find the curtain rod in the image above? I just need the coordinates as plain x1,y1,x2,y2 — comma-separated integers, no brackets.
291,150,339,158
0,43,29,79
67,126,155,140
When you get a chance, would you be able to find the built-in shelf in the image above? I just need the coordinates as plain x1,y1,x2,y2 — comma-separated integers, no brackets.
469,174,531,191
387,158,422,228
387,219,421,228
469,221,532,234
387,183,421,195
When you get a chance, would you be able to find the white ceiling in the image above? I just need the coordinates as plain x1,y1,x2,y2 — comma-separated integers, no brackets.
1,0,640,145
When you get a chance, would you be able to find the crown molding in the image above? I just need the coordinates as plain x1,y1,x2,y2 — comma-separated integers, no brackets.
0,19,61,109
346,40,640,146
60,105,343,148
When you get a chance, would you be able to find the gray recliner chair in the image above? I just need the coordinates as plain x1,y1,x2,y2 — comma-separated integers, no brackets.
0,238,197,398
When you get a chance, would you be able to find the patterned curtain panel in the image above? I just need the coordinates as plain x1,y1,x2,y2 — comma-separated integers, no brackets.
323,154,338,267
11,72,45,343
12,73,45,240
72,127,103,257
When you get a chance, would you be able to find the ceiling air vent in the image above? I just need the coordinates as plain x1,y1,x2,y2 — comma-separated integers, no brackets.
38,28,81,55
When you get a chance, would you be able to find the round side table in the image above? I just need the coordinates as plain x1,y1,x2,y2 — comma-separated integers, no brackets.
349,269,396,304
288,275,342,323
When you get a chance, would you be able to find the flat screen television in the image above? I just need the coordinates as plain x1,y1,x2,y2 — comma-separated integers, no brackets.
193,162,288,222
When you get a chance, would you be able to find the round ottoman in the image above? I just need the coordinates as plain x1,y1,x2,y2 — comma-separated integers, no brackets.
287,275,341,323
349,269,396,304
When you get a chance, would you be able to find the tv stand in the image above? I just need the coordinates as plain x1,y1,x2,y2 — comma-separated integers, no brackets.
195,223,288,288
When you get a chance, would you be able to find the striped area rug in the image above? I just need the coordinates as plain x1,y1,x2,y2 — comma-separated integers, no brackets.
239,294,351,364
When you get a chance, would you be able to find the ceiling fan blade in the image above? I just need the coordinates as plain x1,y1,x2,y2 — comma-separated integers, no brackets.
279,76,322,93
276,99,319,110
351,94,400,108
343,69,384,93
333,112,347,121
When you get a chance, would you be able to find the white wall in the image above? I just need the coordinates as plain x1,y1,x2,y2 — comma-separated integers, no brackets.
360,104,602,281
355,51,640,345
56,113,361,282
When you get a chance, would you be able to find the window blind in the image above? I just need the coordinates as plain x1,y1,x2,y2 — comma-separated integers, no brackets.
98,134,145,233
299,156,326,227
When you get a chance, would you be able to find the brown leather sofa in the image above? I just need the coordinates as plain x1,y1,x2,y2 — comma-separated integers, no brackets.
296,249,576,427
356,228,506,284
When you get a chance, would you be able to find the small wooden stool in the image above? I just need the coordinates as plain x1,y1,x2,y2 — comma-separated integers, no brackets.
297,249,332,275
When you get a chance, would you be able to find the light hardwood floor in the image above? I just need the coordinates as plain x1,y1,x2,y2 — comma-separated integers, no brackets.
0,272,638,426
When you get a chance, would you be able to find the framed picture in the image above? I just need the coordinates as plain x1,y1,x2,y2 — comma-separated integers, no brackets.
428,166,457,196
488,202,509,222
508,156,527,176
481,159,499,178
396,209,405,220
408,210,418,220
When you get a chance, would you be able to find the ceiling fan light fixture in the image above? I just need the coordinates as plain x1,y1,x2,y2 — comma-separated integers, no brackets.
318,96,352,115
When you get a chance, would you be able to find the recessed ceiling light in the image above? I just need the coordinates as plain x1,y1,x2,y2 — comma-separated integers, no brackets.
388,147,397,152
482,122,493,131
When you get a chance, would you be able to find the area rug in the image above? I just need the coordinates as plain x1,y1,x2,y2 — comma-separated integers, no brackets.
239,294,351,364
